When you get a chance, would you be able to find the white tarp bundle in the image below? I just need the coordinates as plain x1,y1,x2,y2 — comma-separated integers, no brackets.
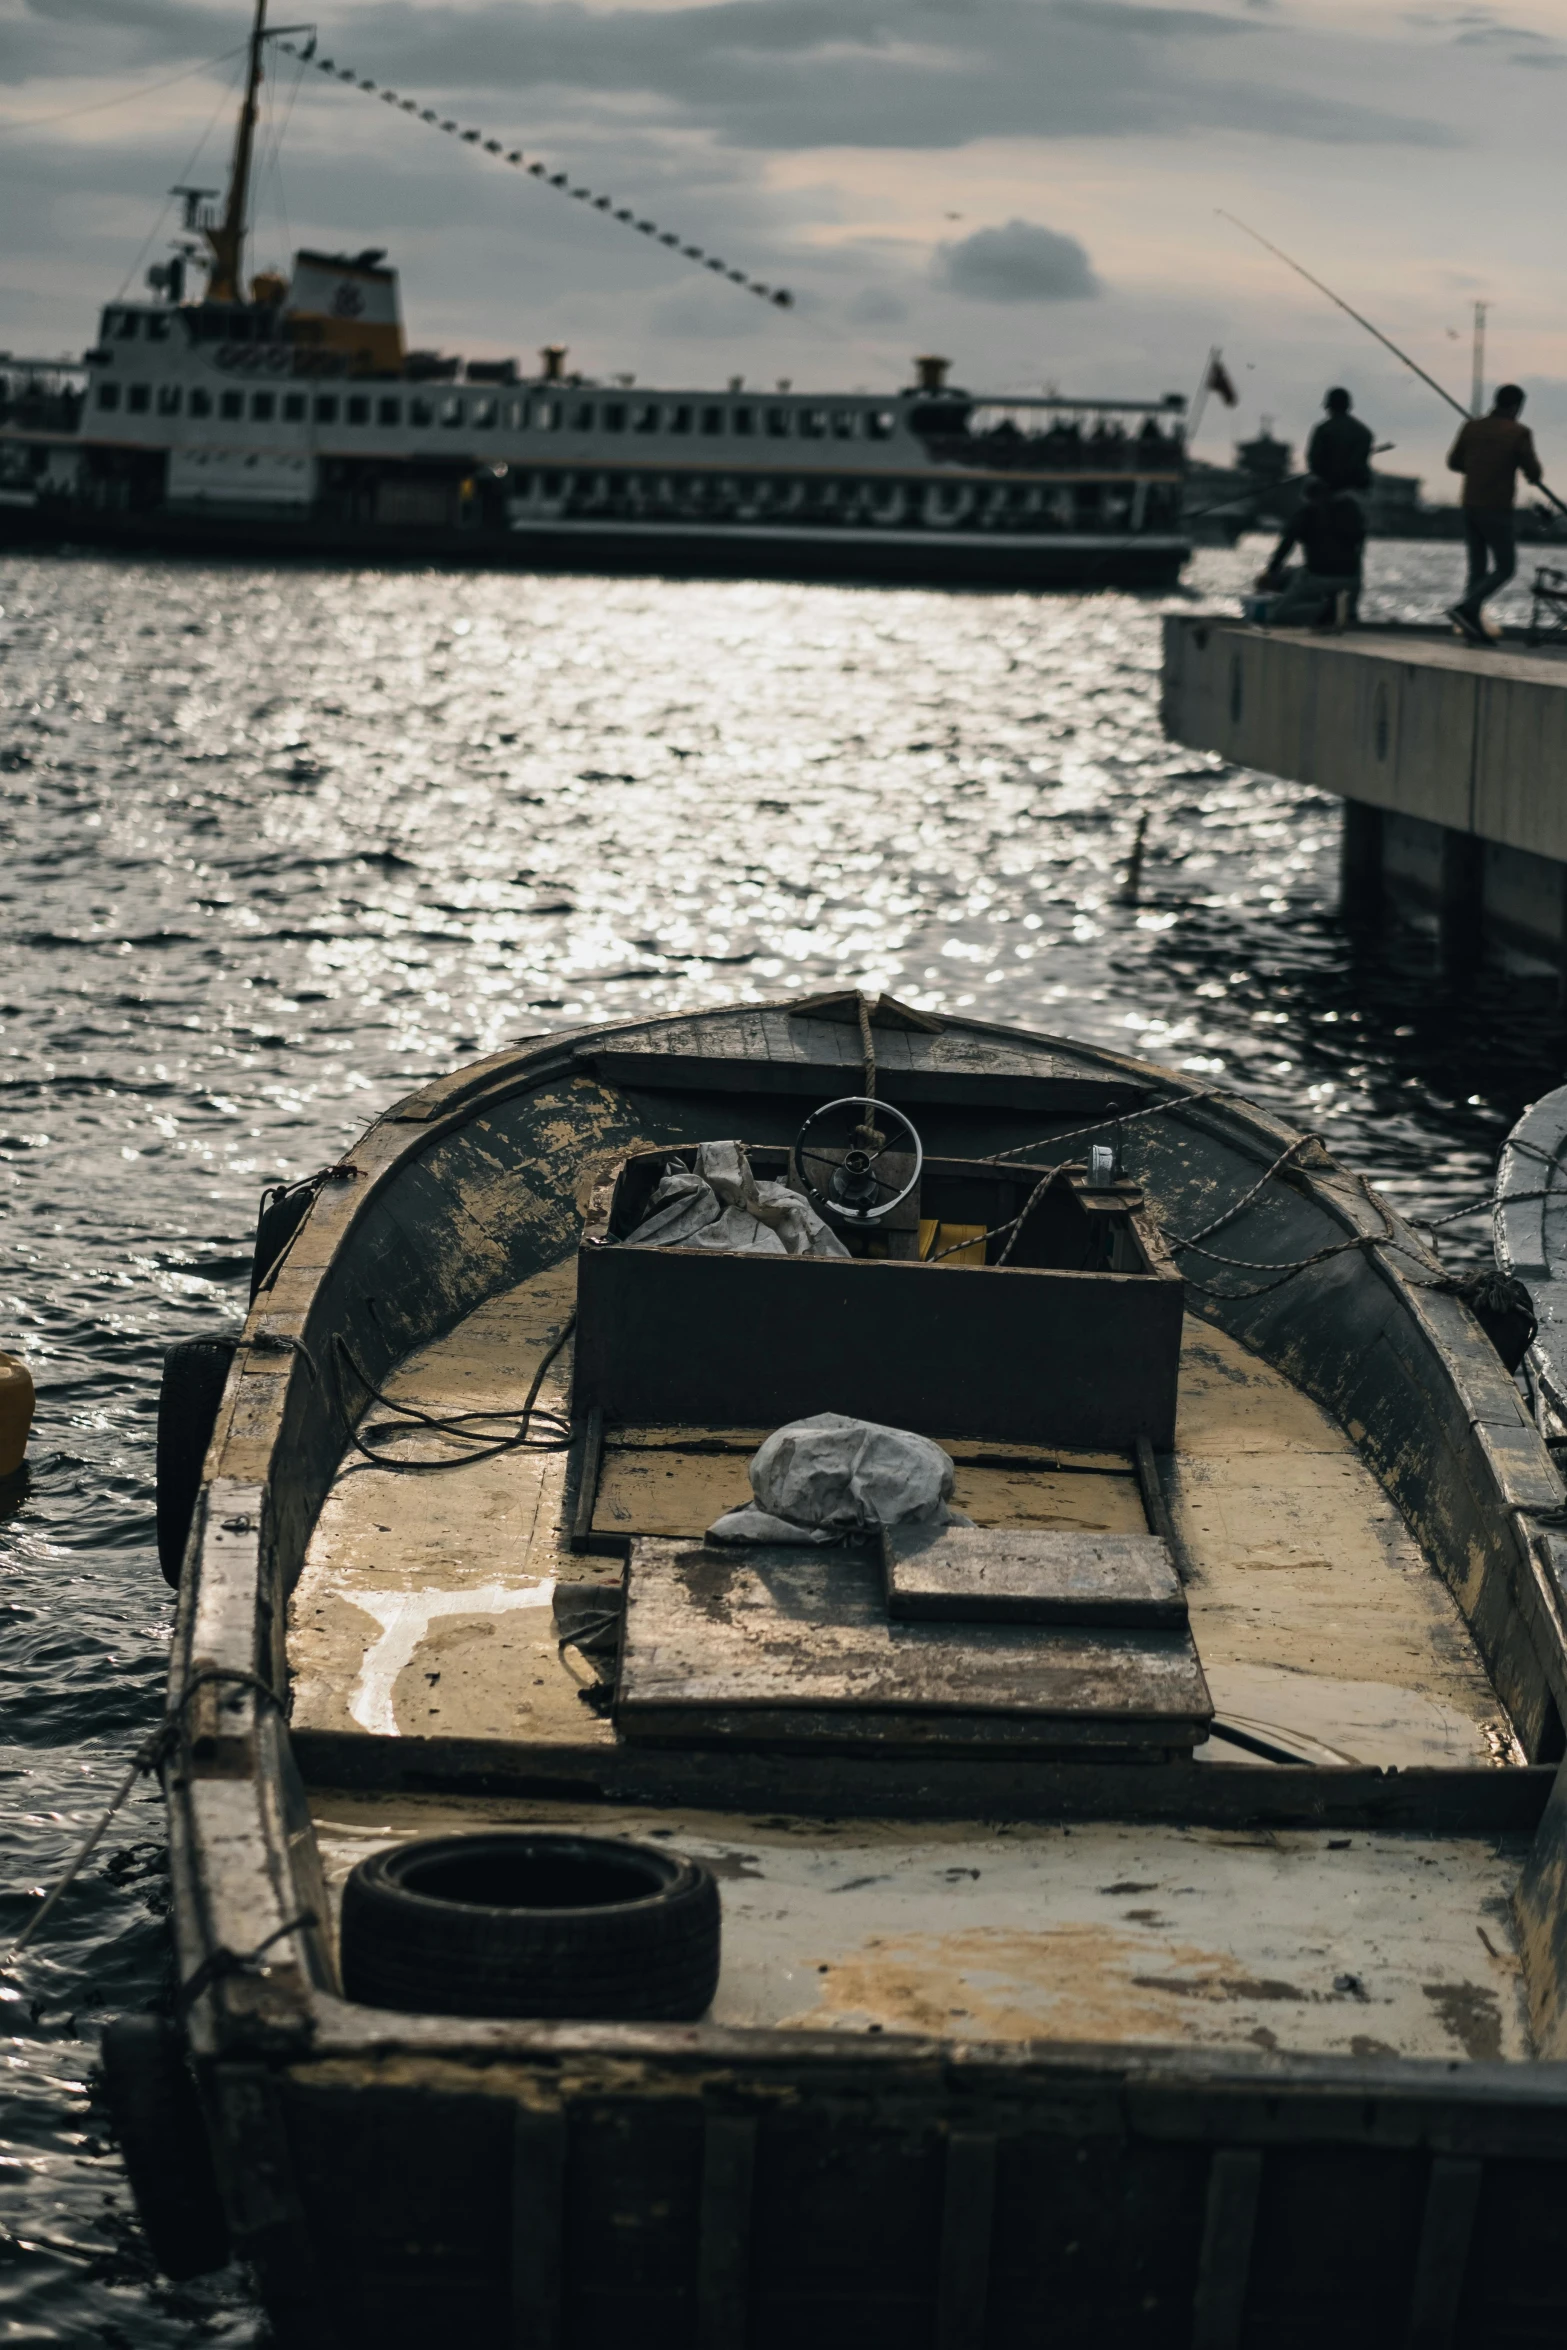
709,1412,973,1544
627,1139,849,1259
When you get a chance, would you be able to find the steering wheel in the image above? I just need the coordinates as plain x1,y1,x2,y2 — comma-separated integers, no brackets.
792,1096,924,1227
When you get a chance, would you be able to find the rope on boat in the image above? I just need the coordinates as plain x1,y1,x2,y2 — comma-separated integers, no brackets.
4,1670,283,1961
853,996,885,1153
973,1087,1543,1306
331,1313,577,1472
980,1085,1220,1167
274,37,793,310
174,1909,318,2017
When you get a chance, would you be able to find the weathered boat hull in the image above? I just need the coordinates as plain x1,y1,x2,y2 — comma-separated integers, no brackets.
153,1003,1567,2345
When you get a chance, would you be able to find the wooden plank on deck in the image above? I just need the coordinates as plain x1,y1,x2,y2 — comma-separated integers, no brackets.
615,1538,1211,1749
884,1525,1185,1628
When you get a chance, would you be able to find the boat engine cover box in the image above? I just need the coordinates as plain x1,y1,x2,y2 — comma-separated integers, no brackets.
575,1149,1183,1450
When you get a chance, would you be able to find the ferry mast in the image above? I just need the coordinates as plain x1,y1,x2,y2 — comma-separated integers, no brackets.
204,0,267,302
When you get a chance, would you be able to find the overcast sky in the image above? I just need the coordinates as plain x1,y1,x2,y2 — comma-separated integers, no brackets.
2,0,1564,490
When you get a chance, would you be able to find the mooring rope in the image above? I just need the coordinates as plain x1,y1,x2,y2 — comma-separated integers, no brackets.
5,1669,284,1960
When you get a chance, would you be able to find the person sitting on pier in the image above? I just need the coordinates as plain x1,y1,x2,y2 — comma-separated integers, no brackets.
1254,475,1366,628
1445,384,1544,644
1306,388,1374,495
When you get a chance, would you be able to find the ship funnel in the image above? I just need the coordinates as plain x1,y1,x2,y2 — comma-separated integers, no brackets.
914,355,952,393
287,251,405,372
540,346,567,382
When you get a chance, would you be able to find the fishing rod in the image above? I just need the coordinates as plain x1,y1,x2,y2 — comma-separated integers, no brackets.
1217,212,1567,521
1184,447,1397,529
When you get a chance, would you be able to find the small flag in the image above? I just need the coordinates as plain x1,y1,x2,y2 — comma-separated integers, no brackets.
1207,354,1239,407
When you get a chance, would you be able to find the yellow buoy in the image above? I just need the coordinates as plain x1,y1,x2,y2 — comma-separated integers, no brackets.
0,1353,35,1477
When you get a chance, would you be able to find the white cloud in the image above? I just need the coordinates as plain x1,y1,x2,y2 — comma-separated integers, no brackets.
936,219,1101,303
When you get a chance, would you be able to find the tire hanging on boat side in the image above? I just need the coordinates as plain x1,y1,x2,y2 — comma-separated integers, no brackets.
155,1333,241,1587
100,2015,231,2279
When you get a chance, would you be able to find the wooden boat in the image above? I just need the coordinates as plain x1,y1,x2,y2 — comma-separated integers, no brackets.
117,993,1567,2347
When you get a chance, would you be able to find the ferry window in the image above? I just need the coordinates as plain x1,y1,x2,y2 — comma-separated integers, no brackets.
867,411,895,441
251,391,275,421
220,391,243,419
157,385,181,416
314,394,339,424
799,409,826,440
115,313,138,340
97,383,121,412
348,396,371,425
283,393,305,422
189,388,211,418
571,402,593,430
504,399,526,429
440,396,464,428
146,315,170,342
409,397,433,427
831,411,857,440
765,407,791,438
127,384,151,414
669,404,692,435
701,406,724,436
732,407,753,436
473,397,498,429
378,397,402,426
603,402,625,432
633,402,659,433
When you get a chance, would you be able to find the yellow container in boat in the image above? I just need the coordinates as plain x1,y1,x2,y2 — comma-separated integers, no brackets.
0,1353,35,1476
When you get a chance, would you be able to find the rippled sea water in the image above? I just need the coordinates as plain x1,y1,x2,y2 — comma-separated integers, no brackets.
1,538,1562,2341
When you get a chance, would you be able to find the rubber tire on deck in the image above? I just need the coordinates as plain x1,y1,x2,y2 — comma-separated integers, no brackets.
339,1833,722,2022
100,2015,231,2280
155,1332,240,1588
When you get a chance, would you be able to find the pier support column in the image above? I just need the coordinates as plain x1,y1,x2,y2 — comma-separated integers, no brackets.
1438,829,1485,971
1339,801,1384,925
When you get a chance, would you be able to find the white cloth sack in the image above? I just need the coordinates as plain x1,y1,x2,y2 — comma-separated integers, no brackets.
627,1139,849,1259
709,1412,972,1544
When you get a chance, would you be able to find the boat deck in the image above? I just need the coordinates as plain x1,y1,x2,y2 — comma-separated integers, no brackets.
287,1257,1532,2062
308,1791,1531,2062
289,1258,1510,1770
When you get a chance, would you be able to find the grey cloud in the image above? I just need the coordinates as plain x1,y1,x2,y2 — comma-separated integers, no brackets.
1406,5,1565,55
1452,19,1560,45
936,219,1100,303
2,0,1457,153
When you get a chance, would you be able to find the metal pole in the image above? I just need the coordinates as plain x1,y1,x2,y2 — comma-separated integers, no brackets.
1471,301,1488,419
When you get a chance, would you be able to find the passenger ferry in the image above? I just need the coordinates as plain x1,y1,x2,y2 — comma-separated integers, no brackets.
0,6,1191,588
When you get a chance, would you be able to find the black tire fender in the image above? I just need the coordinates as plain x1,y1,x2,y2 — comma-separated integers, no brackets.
100,2015,231,2280
340,1832,721,2022
155,1332,241,1588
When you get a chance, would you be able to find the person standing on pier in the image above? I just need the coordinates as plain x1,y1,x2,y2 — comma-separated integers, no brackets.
1306,388,1373,495
1445,384,1544,643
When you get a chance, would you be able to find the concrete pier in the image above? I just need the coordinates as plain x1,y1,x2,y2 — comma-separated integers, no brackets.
1161,618,1567,968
